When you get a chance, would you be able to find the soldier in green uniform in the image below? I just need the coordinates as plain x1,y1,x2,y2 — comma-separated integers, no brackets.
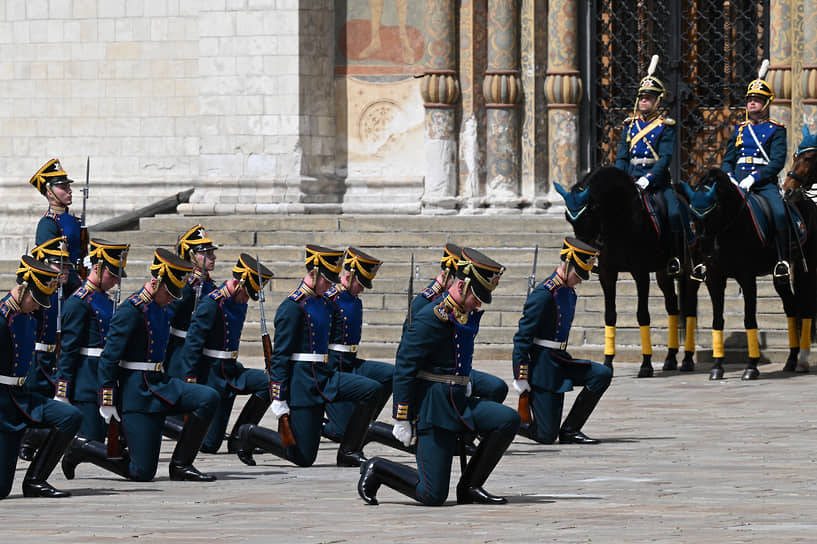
169,254,273,462
1,256,81,498
55,239,129,442
234,245,383,468
61,249,220,482
512,238,612,444
358,248,520,506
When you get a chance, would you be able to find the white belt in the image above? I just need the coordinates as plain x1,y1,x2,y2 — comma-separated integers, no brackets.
203,348,238,360
416,370,470,386
80,347,103,357
630,158,657,166
290,353,328,363
0,375,26,386
118,361,164,372
533,338,568,350
170,327,187,339
737,156,769,165
35,342,56,353
328,344,358,353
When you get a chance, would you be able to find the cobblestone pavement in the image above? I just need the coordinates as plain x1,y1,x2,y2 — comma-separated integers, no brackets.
3,359,816,543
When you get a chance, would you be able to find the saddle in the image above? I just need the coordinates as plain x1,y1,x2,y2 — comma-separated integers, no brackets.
743,191,806,249
640,190,669,239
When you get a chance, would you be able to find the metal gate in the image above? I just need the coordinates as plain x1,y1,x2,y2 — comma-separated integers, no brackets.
580,0,770,184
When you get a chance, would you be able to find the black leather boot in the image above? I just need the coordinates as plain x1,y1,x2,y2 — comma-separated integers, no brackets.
162,416,184,441
558,387,604,444
363,421,416,454
169,415,217,482
61,436,130,480
358,457,419,505
773,229,791,287
226,394,271,464
18,427,48,461
337,400,379,467
456,429,515,504
22,429,75,498
234,423,287,466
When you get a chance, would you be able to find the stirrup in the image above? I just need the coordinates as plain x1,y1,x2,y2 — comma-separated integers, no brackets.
773,260,791,281
691,263,707,282
666,257,681,278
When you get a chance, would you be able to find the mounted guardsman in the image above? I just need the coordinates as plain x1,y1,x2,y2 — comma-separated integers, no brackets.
55,239,129,444
721,59,789,284
615,55,690,277
0,256,81,499
512,238,612,445
322,248,395,450
31,159,83,293
234,245,382,468
168,253,273,462
358,248,520,507
17,236,73,461
61,248,219,482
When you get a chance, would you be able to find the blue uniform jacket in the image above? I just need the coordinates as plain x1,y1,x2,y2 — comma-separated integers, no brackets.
268,281,338,407
97,288,188,413
722,120,787,184
26,289,65,394
615,115,676,188
36,206,82,292
55,280,113,403
165,274,217,363
512,271,588,394
326,285,367,371
392,292,481,432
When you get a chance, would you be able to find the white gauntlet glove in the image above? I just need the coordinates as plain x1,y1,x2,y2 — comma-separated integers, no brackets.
739,175,756,190
99,405,120,424
636,176,650,190
392,420,413,447
271,400,290,417
53,395,72,405
513,379,531,394
465,381,472,397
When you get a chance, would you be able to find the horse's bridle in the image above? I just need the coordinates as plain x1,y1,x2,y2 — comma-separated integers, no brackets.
787,148,817,188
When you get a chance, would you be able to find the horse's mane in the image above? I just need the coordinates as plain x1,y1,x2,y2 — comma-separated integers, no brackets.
580,166,637,204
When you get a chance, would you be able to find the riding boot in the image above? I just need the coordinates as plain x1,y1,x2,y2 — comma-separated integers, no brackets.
337,400,379,467
235,423,287,466
18,427,49,461
162,416,184,441
226,394,271,464
22,429,75,498
456,429,516,504
169,414,217,482
363,421,416,454
666,232,683,278
558,387,604,444
61,435,130,480
358,457,419,505
773,228,791,286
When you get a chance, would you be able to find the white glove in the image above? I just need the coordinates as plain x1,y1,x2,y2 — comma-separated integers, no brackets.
271,399,290,417
99,405,120,424
83,255,93,271
636,176,650,190
392,420,413,447
465,381,472,397
53,395,72,405
739,175,756,190
513,379,531,394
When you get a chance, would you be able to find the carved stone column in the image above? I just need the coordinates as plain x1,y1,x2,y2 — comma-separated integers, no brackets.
543,0,582,196
483,0,522,209
768,0,792,155
802,0,817,134
421,0,460,212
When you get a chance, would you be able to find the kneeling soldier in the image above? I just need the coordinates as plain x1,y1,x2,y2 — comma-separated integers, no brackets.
358,248,520,506
512,238,612,444
62,249,220,482
235,245,382,468
1,256,81,498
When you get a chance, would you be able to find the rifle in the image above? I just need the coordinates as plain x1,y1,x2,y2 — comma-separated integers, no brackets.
518,244,539,425
257,255,295,447
106,252,126,459
407,253,415,326
78,157,90,280
192,251,207,314
54,237,65,360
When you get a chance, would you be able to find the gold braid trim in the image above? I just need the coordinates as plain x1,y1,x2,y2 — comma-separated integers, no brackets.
306,252,342,274
16,265,57,295
151,260,187,289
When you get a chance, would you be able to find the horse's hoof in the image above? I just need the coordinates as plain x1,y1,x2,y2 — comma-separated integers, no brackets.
796,361,810,373
637,366,654,378
662,358,677,371
680,359,695,372
709,368,724,380
783,359,797,372
741,368,760,380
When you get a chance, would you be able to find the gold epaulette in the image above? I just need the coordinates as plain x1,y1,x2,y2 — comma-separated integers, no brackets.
663,117,676,126
623,116,636,125
770,118,785,127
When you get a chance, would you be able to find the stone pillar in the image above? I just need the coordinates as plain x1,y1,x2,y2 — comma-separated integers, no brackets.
543,0,582,194
421,0,460,212
483,0,522,209
802,0,817,134
767,1,792,153
520,0,549,211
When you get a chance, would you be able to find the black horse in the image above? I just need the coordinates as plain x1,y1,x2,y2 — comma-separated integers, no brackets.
556,166,699,378
682,167,817,379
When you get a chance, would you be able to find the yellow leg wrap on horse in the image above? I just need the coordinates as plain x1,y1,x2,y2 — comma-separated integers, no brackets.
788,317,798,349
800,318,812,351
667,314,679,350
684,316,697,353
640,325,652,356
604,326,616,356
712,330,724,359
747,328,760,359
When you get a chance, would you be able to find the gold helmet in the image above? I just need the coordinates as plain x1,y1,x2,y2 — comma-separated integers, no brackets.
633,55,665,116
746,59,774,110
